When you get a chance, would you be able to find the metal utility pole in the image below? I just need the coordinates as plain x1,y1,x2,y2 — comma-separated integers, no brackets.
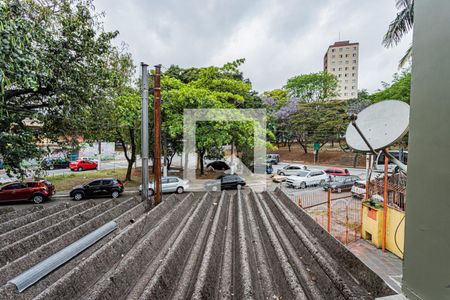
141,63,149,203
154,64,162,205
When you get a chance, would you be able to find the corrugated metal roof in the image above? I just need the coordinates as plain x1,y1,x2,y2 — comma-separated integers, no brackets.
0,189,395,299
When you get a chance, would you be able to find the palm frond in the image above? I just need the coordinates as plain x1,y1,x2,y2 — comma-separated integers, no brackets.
399,44,413,68
383,0,414,47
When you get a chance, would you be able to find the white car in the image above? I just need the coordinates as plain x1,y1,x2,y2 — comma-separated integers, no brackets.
285,169,328,189
276,164,307,176
139,176,189,196
351,180,384,201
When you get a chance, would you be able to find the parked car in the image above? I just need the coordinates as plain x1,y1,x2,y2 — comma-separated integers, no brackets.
205,174,246,191
139,176,188,196
324,167,350,177
266,154,280,165
80,157,99,163
69,159,98,171
0,180,55,204
351,180,366,198
272,174,287,183
206,161,230,171
374,150,408,173
276,164,307,176
70,178,124,201
41,157,70,170
351,180,384,201
322,175,361,193
286,169,328,189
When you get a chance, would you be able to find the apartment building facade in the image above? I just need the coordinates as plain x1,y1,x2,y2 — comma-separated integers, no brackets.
323,41,359,100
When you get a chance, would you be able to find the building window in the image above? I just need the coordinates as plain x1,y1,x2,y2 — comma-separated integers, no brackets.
339,48,343,52
345,54,349,57
352,66,356,70
345,61,349,64
332,68,335,71
332,49,335,52
344,86,347,90
332,55,335,58
353,46,357,50
353,53,356,57
344,93,347,96
353,60,357,63
344,73,348,77
352,73,355,77
338,74,342,77
352,79,356,82
339,54,343,58
345,67,348,70
345,80,348,83
338,67,342,71
351,92,355,95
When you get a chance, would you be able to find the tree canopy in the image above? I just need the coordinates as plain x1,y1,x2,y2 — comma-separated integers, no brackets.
370,71,411,103
0,0,131,175
285,71,338,102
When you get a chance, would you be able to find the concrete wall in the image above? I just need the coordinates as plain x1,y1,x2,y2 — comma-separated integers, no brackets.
361,203,405,259
403,1,450,299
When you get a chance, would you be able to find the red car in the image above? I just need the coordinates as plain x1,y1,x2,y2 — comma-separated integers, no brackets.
0,180,55,204
324,167,350,177
69,159,98,171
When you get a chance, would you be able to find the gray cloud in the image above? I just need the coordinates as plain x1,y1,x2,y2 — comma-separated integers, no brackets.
95,0,412,93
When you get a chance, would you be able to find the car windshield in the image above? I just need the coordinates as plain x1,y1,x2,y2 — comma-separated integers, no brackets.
296,171,309,177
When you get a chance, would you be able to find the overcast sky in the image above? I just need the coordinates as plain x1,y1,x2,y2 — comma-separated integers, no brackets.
94,0,412,93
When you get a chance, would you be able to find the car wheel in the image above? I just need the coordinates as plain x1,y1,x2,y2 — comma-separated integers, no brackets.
73,192,83,201
148,188,154,196
50,165,54,170
300,182,306,189
176,187,184,194
77,167,83,172
111,191,120,198
279,172,285,176
32,194,44,204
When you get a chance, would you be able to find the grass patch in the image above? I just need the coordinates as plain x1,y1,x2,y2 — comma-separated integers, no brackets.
45,168,141,192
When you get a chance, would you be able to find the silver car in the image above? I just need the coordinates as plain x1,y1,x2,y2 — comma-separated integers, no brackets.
276,164,307,176
139,176,189,196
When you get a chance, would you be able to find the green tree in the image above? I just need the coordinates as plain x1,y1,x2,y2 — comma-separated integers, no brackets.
370,71,411,103
162,60,267,175
285,71,338,102
290,101,348,154
383,0,414,67
0,0,126,175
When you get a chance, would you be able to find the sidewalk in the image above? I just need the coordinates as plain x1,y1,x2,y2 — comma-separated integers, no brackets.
347,239,403,294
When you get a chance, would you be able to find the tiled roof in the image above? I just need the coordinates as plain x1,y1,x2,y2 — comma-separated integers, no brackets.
0,189,395,299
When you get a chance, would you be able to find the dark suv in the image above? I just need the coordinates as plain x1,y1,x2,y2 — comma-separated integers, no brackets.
0,180,55,204
41,157,70,170
205,175,246,191
70,178,124,201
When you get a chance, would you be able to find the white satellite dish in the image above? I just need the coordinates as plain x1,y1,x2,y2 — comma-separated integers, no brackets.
345,100,410,172
346,100,410,151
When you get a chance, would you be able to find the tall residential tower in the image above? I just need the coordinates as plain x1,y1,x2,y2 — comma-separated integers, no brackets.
323,41,359,100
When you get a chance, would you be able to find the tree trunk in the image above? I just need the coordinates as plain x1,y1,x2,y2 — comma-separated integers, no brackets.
298,139,308,153
287,140,292,152
119,130,136,182
167,151,176,169
198,149,206,175
353,153,359,168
